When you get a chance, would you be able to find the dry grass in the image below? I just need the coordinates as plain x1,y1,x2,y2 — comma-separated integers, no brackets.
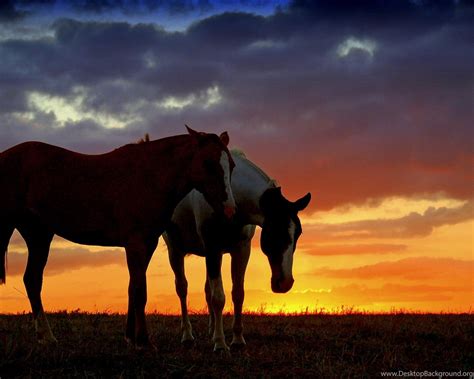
0,311,473,377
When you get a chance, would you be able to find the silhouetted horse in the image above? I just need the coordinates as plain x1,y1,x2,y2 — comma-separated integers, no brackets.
0,126,236,348
163,150,311,351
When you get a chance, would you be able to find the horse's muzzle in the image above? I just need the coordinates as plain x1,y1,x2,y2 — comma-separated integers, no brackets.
271,276,294,293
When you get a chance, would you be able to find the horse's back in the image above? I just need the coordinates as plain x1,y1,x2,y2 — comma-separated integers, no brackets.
0,141,131,226
0,141,86,199
0,142,51,214
1,141,88,177
2,141,80,158
0,138,192,246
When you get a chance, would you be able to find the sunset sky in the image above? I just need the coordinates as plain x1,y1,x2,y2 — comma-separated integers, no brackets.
0,0,472,314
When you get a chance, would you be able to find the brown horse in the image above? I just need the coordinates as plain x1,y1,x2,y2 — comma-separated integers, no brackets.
0,126,236,348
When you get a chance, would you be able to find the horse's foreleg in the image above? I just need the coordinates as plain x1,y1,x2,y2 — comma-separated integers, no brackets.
230,241,251,348
169,249,194,345
204,275,215,336
19,222,55,344
125,238,155,349
205,252,228,352
125,293,136,345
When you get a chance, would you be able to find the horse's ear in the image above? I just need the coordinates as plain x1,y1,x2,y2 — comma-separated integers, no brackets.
185,124,200,136
219,131,229,146
293,193,311,211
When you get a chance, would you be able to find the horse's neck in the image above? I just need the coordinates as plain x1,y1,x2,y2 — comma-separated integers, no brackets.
232,156,274,227
146,137,196,204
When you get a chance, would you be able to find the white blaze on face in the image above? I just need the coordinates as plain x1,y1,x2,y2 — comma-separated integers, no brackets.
220,151,235,209
281,221,296,280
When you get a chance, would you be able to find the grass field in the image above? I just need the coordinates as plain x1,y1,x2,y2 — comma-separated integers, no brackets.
0,311,473,377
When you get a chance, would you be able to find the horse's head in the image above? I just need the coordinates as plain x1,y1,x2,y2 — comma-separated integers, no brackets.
186,125,236,219
259,187,311,293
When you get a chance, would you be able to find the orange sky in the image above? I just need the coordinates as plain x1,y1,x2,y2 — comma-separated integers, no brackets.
2,195,472,314
0,1,473,315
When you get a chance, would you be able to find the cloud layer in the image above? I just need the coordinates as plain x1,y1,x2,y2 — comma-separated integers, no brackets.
6,247,124,277
302,243,408,256
0,1,472,212
305,201,473,240
312,257,473,282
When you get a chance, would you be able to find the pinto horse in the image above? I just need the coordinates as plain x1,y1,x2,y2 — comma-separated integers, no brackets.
163,150,311,351
0,126,236,348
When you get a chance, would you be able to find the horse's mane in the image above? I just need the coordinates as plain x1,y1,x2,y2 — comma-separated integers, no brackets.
117,133,188,152
133,139,278,187
137,133,150,144
230,148,278,188
230,148,246,158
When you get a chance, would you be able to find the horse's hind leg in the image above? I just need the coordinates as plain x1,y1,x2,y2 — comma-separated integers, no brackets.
18,221,55,343
125,235,157,349
0,224,14,284
168,248,194,345
205,252,228,352
204,275,215,336
230,240,251,349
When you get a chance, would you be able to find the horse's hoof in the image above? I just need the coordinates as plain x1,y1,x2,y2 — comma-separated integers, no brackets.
124,336,135,346
135,342,157,352
38,336,58,346
214,348,231,357
213,343,230,354
230,342,246,351
181,338,195,349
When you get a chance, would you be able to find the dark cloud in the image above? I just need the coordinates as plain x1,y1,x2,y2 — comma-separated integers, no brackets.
6,247,124,277
289,0,456,19
13,0,202,15
311,257,474,282
7,0,281,18
0,0,472,210
187,11,266,47
70,0,146,14
301,243,408,256
0,0,26,22
305,201,473,239
68,0,218,15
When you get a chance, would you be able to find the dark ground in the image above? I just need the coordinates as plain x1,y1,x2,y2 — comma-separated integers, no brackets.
0,312,472,378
